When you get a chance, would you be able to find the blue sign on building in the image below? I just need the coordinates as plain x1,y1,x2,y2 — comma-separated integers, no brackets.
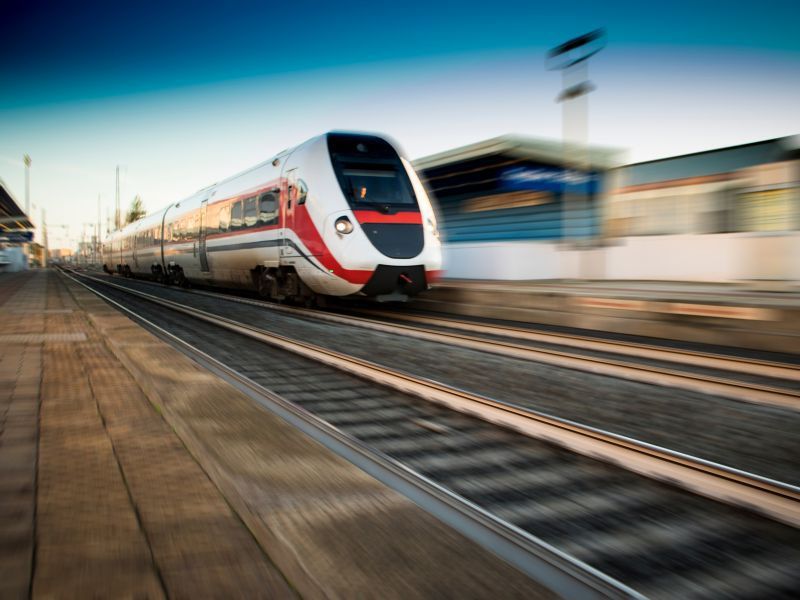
0,231,34,243
501,166,599,195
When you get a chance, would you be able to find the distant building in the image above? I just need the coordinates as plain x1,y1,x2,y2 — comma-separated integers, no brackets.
49,248,73,263
28,243,45,268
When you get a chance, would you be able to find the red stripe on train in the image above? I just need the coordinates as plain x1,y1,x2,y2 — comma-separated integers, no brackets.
352,210,422,225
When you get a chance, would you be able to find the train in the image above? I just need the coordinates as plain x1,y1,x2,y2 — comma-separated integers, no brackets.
102,132,443,303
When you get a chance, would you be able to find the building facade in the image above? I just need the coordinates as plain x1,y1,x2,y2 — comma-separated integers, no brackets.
604,137,800,281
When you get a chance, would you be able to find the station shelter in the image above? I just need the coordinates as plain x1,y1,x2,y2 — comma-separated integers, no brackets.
414,135,619,280
0,180,34,272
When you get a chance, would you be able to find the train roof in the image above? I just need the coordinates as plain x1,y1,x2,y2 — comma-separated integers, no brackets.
0,178,34,230
104,134,324,241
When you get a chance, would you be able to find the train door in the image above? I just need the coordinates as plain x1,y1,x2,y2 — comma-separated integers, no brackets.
159,207,170,274
198,199,209,272
280,168,299,261
132,228,139,269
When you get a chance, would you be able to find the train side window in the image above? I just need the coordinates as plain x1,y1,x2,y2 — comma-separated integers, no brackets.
219,204,230,232
258,191,278,225
244,196,257,227
231,201,243,230
206,206,218,236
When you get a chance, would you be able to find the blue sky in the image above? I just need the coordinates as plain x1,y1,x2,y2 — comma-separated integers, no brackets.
1,0,799,247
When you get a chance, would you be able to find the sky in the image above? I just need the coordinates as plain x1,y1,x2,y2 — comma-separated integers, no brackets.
1,0,799,248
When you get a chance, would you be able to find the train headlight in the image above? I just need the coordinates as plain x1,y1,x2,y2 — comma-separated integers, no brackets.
335,216,354,234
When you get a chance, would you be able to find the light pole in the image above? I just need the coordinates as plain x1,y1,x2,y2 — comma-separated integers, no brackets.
23,154,31,216
546,29,605,252
115,165,121,230
96,194,101,265
41,208,48,268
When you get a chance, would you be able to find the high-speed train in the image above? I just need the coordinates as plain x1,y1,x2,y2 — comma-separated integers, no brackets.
102,132,443,303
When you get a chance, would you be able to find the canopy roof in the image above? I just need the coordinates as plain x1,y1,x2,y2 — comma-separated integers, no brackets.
414,134,622,172
0,179,34,231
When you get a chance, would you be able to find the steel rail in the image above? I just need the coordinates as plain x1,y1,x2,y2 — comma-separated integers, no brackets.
67,269,800,529
60,268,644,600
77,268,800,380
359,309,800,381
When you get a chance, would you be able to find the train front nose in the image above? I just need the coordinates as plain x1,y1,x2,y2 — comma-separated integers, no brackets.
360,221,424,259
360,264,428,299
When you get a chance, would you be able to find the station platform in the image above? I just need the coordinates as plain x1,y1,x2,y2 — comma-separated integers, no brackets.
0,270,546,598
416,279,800,355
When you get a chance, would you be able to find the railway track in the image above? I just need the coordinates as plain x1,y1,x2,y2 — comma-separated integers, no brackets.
67,269,800,485
64,268,800,599
75,268,800,409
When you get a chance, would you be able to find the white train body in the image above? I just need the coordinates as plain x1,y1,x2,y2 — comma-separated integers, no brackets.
102,132,443,301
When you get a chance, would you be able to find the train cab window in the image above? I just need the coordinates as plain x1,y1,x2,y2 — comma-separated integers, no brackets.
244,196,257,227
219,205,230,233
258,191,278,225
231,201,243,230
342,166,414,206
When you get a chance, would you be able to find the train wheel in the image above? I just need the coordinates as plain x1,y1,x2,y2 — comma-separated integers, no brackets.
257,275,270,298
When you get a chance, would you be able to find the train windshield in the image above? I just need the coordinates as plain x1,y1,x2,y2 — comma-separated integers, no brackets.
341,166,415,206
328,133,419,211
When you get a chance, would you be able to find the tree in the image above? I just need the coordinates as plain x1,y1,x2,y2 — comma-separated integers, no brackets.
125,195,146,224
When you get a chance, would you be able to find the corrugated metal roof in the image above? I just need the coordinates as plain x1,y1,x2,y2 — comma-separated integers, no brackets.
414,134,622,171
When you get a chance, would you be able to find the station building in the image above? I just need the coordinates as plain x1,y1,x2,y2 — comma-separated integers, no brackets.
414,135,620,279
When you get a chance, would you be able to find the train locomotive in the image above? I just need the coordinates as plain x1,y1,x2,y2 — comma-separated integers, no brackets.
102,132,443,303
